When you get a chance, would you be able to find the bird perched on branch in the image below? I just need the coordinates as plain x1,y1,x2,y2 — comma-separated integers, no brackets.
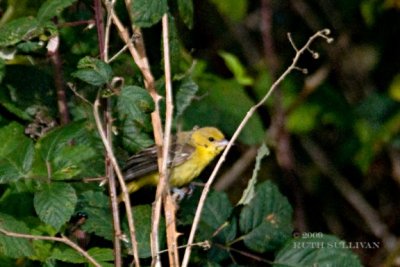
122,127,228,197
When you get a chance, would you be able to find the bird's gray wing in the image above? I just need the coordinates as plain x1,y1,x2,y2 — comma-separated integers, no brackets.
123,141,195,181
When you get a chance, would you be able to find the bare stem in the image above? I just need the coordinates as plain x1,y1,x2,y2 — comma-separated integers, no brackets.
94,0,105,61
159,14,181,266
115,1,165,264
96,1,123,266
0,227,101,267
48,35,70,125
93,97,141,267
181,29,333,267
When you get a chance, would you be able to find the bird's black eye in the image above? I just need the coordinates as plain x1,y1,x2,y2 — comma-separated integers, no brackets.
208,137,215,142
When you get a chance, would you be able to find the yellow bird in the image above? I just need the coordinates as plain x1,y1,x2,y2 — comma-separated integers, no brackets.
122,127,228,194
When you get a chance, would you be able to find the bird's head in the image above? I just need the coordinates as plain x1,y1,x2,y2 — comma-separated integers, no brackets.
190,127,228,154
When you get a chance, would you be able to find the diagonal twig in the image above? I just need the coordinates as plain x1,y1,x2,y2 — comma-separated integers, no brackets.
0,227,101,267
181,29,333,267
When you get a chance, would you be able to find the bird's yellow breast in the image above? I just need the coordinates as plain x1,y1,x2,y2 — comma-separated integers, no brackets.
169,145,216,187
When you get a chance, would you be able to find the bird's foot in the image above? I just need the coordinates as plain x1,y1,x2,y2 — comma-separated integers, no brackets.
171,183,196,201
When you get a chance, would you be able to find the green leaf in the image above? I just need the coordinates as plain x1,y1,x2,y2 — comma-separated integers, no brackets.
117,86,154,153
0,100,31,121
175,76,199,118
274,235,363,267
50,246,114,264
0,123,34,183
117,85,154,127
50,246,86,264
87,247,114,262
16,41,44,52
121,120,154,153
163,16,184,75
32,121,96,180
239,180,293,253
237,143,269,205
130,0,168,27
72,57,113,87
198,191,236,243
79,191,114,241
0,123,26,156
219,51,254,86
177,0,194,28
37,0,77,22
124,205,165,258
34,183,77,230
0,213,34,258
0,17,42,47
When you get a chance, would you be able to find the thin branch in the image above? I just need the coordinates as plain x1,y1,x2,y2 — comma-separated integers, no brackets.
113,2,165,265
96,1,123,266
58,19,95,28
0,227,101,267
214,146,258,191
287,32,299,52
160,13,180,267
48,34,70,125
214,243,272,264
103,0,114,62
159,241,211,254
105,100,123,267
261,0,279,75
108,42,130,63
94,0,105,61
68,82,93,106
93,97,141,267
181,29,333,267
285,65,329,115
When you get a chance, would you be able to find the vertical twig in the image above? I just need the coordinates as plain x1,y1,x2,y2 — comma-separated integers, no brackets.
94,0,105,60
181,29,333,267
95,1,122,266
93,98,141,267
121,2,166,265
161,14,180,267
48,34,70,125
103,0,115,62
105,108,123,267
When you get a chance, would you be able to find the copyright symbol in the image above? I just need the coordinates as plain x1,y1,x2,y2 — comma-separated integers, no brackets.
292,231,301,238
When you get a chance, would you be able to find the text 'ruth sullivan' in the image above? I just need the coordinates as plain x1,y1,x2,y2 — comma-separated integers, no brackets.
292,241,380,250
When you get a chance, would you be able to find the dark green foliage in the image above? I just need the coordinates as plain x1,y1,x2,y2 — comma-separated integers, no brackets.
239,181,293,253
0,123,34,183
34,183,77,231
0,0,394,266
117,86,155,153
0,213,34,258
72,57,113,87
129,0,168,28
274,235,363,267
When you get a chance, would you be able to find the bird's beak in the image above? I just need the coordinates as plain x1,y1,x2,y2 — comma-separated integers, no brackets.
216,139,229,148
